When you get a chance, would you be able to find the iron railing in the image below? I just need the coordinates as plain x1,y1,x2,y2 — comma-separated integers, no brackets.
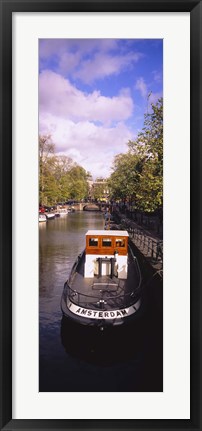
120,219,163,264
66,284,141,310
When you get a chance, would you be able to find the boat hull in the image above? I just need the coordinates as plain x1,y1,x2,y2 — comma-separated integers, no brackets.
45,213,55,220
61,286,142,327
61,242,143,328
39,214,47,222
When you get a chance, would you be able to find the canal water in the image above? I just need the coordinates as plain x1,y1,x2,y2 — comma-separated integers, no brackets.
39,211,163,392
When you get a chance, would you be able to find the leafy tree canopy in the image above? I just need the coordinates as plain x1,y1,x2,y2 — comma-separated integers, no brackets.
39,135,89,206
108,97,163,213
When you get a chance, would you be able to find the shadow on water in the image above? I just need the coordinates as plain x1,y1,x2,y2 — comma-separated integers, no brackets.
59,274,163,391
39,278,163,392
61,314,145,367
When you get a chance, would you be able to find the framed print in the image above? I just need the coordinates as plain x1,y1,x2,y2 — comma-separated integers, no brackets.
0,0,201,430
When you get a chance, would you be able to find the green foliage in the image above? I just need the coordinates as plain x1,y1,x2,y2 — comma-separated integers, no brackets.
93,184,105,201
39,135,56,205
39,135,89,205
108,152,140,202
109,97,163,212
67,166,89,201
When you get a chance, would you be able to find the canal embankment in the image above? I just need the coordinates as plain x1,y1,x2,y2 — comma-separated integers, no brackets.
112,208,163,270
112,208,163,314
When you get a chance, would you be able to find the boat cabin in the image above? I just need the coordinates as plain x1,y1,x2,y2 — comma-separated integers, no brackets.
84,230,129,279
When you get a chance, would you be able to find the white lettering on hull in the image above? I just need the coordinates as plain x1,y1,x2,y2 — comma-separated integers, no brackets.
67,299,141,319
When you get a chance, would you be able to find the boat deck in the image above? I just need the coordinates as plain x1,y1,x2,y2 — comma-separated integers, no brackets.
67,249,141,310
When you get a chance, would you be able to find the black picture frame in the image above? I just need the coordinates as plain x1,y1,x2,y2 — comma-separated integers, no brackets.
0,1,201,430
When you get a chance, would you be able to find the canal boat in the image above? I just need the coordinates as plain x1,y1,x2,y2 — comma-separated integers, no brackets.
39,213,47,222
45,212,55,220
61,229,142,328
58,208,69,216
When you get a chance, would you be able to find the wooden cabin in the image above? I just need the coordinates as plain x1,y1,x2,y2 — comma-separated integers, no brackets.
84,230,129,279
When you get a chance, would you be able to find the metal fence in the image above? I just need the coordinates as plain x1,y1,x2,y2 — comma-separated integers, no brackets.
120,219,163,265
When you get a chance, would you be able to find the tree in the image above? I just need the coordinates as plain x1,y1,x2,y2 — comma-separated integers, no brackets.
67,166,89,201
108,97,163,213
129,97,163,212
39,135,56,205
93,184,105,201
108,152,140,206
39,135,89,205
54,155,75,202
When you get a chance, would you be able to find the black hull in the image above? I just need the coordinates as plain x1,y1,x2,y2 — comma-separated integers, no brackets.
60,311,147,365
61,287,142,328
61,244,143,328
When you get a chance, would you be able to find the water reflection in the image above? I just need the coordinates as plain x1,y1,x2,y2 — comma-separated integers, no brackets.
39,212,104,299
39,211,163,392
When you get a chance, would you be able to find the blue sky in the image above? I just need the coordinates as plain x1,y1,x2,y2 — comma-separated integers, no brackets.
39,39,163,178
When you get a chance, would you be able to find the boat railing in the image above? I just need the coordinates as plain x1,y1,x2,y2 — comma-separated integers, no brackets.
65,243,142,309
69,250,84,278
66,262,142,310
128,244,142,289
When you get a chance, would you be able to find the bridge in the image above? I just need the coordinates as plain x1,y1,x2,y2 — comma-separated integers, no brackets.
71,202,110,211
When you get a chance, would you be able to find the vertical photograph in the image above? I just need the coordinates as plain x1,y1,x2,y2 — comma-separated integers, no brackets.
39,39,163,392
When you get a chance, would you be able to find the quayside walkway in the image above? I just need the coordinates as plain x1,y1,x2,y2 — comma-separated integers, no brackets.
112,209,163,276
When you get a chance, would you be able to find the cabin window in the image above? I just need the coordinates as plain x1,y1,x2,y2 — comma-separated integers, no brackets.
115,238,125,247
89,238,98,247
102,238,112,247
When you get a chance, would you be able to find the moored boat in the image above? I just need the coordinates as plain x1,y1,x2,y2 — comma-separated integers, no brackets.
39,213,47,222
45,212,55,220
58,208,69,216
61,229,142,328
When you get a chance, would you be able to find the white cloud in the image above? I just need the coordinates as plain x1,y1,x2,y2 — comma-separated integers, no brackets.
59,51,81,74
150,91,162,105
39,39,162,179
39,39,118,60
135,77,162,107
135,77,148,99
39,70,134,124
75,52,141,83
39,39,143,84
152,70,163,83
39,113,133,178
